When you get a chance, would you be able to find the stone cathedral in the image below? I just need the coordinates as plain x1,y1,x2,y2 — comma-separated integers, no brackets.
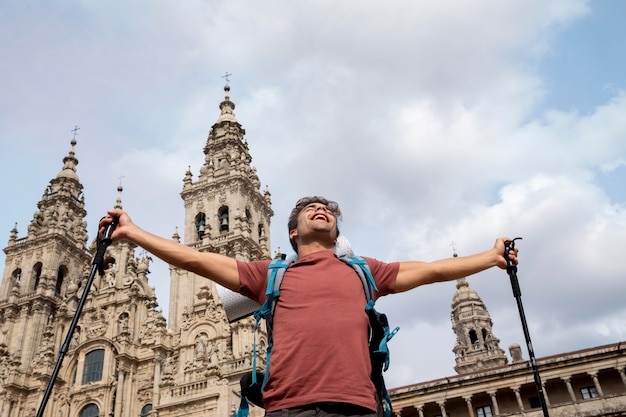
0,86,271,417
2,86,626,417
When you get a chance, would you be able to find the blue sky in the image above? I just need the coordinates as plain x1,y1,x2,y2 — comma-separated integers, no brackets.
1,0,625,388
539,1,626,113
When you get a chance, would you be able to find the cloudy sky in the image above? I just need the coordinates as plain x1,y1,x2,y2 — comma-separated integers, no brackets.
1,0,625,388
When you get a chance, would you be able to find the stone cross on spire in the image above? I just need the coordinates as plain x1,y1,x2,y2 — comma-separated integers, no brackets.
71,125,80,142
222,72,232,85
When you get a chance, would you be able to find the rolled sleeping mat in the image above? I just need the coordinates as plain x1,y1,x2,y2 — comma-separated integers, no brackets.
218,236,355,322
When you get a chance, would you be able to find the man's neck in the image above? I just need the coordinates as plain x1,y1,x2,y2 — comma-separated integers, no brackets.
297,242,334,257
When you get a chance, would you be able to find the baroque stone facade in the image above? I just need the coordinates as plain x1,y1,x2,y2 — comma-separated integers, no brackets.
0,86,270,417
1,86,625,417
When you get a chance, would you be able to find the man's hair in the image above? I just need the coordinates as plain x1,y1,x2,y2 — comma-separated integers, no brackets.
288,196,342,253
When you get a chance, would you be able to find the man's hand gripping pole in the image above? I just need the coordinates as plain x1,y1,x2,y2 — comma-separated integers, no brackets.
504,237,522,297
94,216,119,275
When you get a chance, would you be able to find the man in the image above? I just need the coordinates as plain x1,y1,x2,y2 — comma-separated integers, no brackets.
100,196,518,417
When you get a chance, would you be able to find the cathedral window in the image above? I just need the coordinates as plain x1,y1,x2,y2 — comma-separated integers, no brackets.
245,208,253,231
581,386,599,400
219,207,229,232
11,268,21,282
104,256,116,270
469,329,479,348
140,404,152,417
196,212,207,240
476,405,493,417
32,262,43,290
79,403,99,417
56,265,68,295
82,349,105,384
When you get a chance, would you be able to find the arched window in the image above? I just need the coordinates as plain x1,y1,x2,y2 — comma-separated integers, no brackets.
218,207,229,232
140,404,152,417
79,403,99,417
11,268,22,282
104,256,116,270
245,208,252,228
56,265,68,295
82,349,105,384
481,328,488,341
32,262,43,290
195,212,207,240
469,329,479,347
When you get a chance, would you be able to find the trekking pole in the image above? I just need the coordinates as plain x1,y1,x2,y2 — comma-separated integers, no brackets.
504,238,549,417
35,217,118,417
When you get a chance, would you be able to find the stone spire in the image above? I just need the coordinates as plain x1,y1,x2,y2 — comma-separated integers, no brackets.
24,137,89,246
450,274,508,374
174,85,273,322
159,85,274,416
0,133,92,379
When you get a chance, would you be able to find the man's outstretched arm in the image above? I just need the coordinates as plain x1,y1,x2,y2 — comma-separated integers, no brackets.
394,238,517,293
99,210,241,291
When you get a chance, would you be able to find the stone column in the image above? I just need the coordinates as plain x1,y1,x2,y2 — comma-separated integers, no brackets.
464,396,476,417
12,306,28,357
488,391,500,416
153,357,162,406
416,405,424,417
588,371,604,398
26,301,46,368
0,398,11,417
542,382,551,406
123,366,135,417
436,401,447,417
618,367,626,390
131,302,138,343
562,377,576,402
513,387,525,412
114,367,126,417
2,396,15,417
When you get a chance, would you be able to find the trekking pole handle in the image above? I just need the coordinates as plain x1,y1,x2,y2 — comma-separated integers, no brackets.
94,216,119,275
101,216,119,245
504,237,522,298
503,237,522,273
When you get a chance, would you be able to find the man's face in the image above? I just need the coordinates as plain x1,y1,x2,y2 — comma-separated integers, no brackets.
290,202,338,244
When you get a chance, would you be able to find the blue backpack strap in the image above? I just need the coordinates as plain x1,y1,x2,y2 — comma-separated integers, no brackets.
237,257,291,417
234,394,249,417
339,255,399,417
252,258,291,387
338,255,378,303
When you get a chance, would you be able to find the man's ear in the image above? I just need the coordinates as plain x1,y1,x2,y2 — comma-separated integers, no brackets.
289,229,298,240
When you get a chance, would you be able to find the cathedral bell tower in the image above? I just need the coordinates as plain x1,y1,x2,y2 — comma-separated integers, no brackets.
0,137,92,414
170,84,273,329
450,275,508,374
158,85,272,417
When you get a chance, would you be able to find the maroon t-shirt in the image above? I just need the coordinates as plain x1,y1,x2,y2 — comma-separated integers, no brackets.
237,249,399,412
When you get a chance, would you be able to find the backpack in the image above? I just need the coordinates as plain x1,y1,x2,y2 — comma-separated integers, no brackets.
236,254,399,417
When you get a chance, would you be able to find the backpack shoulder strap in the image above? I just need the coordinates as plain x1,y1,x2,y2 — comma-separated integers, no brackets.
338,255,378,305
237,257,293,417
339,255,399,417
250,257,293,387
